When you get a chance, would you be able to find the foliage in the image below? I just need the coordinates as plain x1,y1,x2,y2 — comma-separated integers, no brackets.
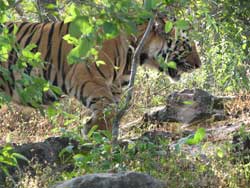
50,128,250,188
58,129,170,177
0,0,250,187
0,144,28,177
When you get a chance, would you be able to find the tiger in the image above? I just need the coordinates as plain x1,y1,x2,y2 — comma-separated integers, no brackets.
0,15,201,134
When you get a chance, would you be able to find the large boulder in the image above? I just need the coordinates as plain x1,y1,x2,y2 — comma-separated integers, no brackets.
144,89,225,124
52,172,166,188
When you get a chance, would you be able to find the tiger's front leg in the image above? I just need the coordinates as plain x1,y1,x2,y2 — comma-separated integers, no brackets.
81,82,121,135
84,99,116,134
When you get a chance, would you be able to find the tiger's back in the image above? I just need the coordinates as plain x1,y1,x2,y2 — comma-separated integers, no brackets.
1,22,71,101
2,22,128,103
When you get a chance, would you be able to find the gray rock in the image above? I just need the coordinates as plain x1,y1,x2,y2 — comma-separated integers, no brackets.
52,171,166,188
144,89,225,124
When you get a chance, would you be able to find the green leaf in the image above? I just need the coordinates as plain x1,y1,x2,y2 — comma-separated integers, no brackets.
0,166,10,176
12,153,29,162
0,158,17,166
167,61,177,69
2,145,13,152
96,60,106,67
45,3,57,10
63,34,79,46
50,85,62,95
101,130,112,141
103,22,118,38
164,21,173,33
183,100,193,105
143,0,161,10
186,128,206,145
242,43,246,50
47,106,57,117
125,21,137,34
43,82,50,92
73,154,85,162
175,20,190,30
67,37,94,64
128,142,136,150
69,16,93,38
59,145,74,158
87,125,99,138
217,148,224,158
64,3,80,23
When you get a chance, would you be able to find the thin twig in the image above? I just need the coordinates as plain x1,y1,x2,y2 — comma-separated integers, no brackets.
112,16,156,145
9,0,28,22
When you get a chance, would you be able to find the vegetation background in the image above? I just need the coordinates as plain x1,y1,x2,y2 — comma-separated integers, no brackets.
0,0,249,187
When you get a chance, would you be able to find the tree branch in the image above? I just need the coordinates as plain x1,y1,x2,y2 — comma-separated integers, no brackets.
36,0,60,21
10,0,28,22
112,16,156,145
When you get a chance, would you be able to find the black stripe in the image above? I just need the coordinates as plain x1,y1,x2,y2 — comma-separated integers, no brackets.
26,23,48,75
7,23,14,33
65,22,70,34
113,68,117,82
78,81,91,105
57,40,63,86
88,97,108,108
88,100,96,108
57,22,64,71
58,21,64,34
24,23,40,47
85,63,91,74
67,64,77,93
44,23,55,62
80,96,88,106
74,84,79,98
112,91,121,95
52,73,58,86
22,23,40,75
0,65,13,94
60,22,69,91
167,39,172,47
46,63,53,80
121,81,129,87
69,86,74,93
15,22,28,36
17,23,33,44
113,43,119,82
7,49,17,95
115,42,120,67
24,64,33,75
5,22,13,27
124,48,132,75
61,23,75,95
0,24,3,32
95,62,106,78
61,83,67,93
87,97,101,108
140,53,148,65
45,23,55,80
35,23,48,49
0,71,5,89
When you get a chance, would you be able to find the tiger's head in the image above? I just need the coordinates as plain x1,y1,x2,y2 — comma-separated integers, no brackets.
137,16,201,81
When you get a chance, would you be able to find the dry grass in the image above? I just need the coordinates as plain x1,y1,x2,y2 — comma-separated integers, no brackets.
1,74,250,188
0,97,90,145
1,79,250,144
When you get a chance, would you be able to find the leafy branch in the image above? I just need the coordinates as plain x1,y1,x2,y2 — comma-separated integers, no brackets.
112,15,156,145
